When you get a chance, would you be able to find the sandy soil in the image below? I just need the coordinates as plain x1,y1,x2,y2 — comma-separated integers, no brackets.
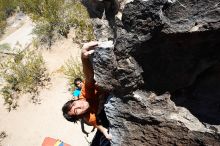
0,15,95,146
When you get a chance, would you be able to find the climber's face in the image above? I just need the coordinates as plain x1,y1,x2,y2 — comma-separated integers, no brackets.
68,99,89,116
75,81,83,89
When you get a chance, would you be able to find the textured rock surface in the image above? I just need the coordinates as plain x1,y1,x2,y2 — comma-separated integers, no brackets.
105,92,220,146
88,0,220,145
116,0,220,94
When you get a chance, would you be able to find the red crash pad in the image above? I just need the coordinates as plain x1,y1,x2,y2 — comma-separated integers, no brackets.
42,137,71,146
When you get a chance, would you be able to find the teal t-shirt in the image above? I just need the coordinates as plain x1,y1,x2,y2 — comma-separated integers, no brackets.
72,88,81,97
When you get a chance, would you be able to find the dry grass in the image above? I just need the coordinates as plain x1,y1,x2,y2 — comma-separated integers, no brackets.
63,56,84,92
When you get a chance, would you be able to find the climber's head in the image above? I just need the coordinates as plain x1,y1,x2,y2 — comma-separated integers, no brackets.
62,99,89,122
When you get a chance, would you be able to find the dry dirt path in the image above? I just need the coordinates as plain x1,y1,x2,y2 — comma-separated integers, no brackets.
0,15,95,146
0,13,35,53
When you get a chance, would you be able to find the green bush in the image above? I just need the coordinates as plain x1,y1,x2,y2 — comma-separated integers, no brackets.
0,0,94,45
0,8,7,36
0,18,7,36
19,0,64,47
63,56,84,92
0,50,50,111
0,0,19,36
0,0,18,16
20,0,94,47
63,1,95,42
32,20,55,47
0,43,11,52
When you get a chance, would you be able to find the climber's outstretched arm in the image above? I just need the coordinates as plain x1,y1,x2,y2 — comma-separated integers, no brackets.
81,41,98,84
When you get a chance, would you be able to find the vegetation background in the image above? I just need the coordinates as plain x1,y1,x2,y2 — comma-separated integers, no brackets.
0,0,91,109
0,0,95,145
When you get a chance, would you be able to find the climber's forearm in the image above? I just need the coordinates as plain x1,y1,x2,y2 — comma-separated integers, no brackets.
81,41,98,83
95,125,112,140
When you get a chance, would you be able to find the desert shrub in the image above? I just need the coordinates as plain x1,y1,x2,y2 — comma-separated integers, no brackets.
32,20,55,47
0,7,7,36
62,1,95,43
20,0,94,47
0,16,7,36
19,0,64,47
0,50,50,111
0,43,11,52
0,44,12,70
0,0,18,16
0,131,7,146
0,0,19,36
63,56,84,92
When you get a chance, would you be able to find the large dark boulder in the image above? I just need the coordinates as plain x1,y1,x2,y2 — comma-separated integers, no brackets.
89,0,220,145
105,92,220,146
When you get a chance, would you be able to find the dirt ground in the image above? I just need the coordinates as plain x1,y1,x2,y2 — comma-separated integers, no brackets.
0,14,95,146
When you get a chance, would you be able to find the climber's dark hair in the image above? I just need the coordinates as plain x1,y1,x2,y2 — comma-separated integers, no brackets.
74,78,82,86
62,100,80,123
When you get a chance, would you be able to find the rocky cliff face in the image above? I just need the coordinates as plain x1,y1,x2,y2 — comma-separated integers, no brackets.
87,0,220,145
